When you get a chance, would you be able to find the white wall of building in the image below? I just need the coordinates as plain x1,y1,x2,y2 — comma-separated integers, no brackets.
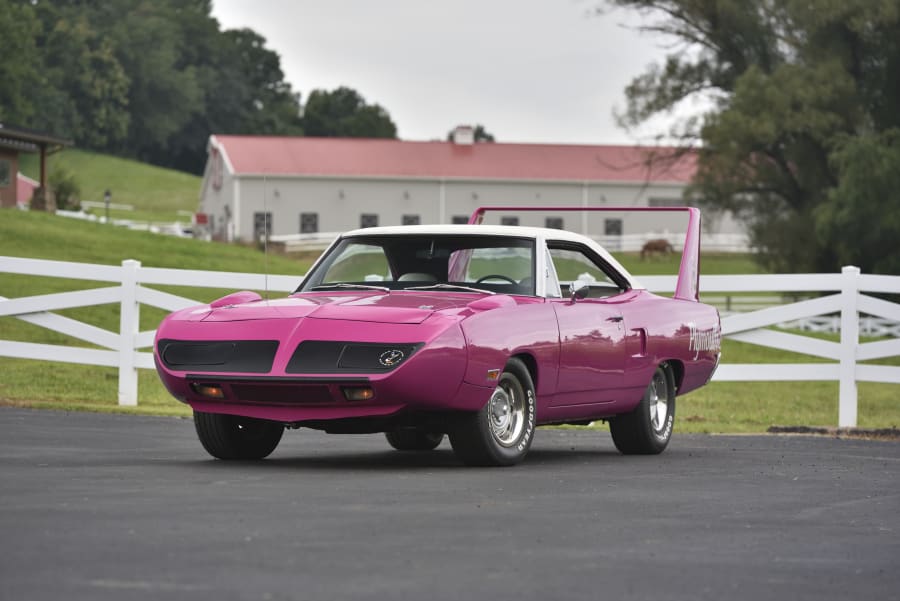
199,163,745,243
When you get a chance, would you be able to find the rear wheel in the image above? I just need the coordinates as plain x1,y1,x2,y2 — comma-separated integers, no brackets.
385,428,444,451
610,364,675,454
194,411,284,460
449,358,537,466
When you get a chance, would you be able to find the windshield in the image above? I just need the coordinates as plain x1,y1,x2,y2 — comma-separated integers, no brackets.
298,235,536,295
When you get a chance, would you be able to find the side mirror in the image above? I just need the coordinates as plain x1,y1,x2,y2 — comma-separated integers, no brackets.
569,280,589,302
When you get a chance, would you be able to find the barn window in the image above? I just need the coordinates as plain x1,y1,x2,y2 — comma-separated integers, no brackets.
545,217,564,230
300,213,318,233
500,216,519,226
452,215,469,224
604,218,623,236
360,213,379,228
402,214,420,225
0,160,10,187
253,211,272,239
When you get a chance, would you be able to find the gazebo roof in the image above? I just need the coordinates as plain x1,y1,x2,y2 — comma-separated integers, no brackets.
0,123,72,154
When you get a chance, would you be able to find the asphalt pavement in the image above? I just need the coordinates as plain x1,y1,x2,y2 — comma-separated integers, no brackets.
1,407,898,601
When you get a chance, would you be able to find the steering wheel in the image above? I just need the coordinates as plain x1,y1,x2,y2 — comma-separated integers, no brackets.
474,274,518,285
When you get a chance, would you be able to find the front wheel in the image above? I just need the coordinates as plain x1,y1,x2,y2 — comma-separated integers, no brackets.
609,364,675,454
194,411,284,460
449,358,537,466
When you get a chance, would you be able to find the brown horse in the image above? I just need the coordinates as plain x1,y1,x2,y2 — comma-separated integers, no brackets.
640,238,674,259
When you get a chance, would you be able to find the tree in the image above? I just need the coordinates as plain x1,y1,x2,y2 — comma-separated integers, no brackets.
8,0,305,173
606,0,900,273
163,25,303,172
37,10,130,148
446,124,496,142
302,87,397,138
0,1,45,125
816,130,900,275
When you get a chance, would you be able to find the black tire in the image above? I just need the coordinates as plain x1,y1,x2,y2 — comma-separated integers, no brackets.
449,357,537,466
193,410,284,460
610,363,675,455
385,428,444,451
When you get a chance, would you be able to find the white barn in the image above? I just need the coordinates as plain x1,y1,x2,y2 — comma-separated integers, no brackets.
197,128,744,249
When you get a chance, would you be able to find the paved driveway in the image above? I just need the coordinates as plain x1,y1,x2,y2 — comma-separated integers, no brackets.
1,407,898,600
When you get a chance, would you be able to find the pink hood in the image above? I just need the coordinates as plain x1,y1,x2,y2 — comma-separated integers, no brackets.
176,291,485,325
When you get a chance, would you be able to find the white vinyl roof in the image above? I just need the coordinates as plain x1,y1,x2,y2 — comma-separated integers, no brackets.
340,224,641,290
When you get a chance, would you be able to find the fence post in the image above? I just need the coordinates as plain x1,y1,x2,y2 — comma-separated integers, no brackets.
838,265,860,428
118,259,140,406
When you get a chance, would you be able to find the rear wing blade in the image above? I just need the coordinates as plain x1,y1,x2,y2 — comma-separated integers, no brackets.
469,206,701,302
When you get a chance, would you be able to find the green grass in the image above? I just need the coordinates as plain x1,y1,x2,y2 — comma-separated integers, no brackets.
615,251,762,276
19,149,200,222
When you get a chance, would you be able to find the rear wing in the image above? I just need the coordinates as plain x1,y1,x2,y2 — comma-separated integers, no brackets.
469,206,702,302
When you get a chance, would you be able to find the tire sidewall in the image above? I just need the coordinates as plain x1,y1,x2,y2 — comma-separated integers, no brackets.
482,359,537,464
648,365,675,448
194,411,283,460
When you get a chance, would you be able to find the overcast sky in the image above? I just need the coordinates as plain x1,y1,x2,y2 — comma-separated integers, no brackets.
211,0,682,145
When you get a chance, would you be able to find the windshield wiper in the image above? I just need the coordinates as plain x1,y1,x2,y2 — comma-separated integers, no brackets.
404,283,495,295
310,283,390,292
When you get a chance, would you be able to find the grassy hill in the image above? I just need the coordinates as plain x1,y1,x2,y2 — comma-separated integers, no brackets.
19,149,200,222
0,208,308,273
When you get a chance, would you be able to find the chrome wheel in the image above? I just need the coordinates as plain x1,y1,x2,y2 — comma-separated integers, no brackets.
609,364,676,455
488,383,525,446
449,358,537,466
648,369,669,433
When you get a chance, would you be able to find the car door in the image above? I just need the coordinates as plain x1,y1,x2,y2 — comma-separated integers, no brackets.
547,243,629,406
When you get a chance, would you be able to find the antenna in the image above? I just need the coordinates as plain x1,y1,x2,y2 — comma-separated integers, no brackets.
263,173,269,302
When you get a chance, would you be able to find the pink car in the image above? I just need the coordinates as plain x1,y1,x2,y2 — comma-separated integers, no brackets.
155,207,720,466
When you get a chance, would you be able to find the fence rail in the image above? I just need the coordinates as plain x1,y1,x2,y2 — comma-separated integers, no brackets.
1,256,898,427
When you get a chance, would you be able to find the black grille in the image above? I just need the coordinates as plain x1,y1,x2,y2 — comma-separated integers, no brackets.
158,339,278,373
286,341,422,374
229,383,335,405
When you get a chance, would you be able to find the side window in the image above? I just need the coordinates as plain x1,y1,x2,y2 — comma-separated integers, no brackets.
548,245,624,297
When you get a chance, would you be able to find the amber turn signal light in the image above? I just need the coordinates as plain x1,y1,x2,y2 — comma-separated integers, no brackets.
342,386,374,401
191,383,225,399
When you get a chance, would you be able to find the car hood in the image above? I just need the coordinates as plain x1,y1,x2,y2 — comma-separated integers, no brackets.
191,291,485,325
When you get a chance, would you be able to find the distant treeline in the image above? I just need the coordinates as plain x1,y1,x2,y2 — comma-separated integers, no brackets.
0,0,397,174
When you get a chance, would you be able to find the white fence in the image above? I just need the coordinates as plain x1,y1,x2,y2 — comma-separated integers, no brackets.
1,257,898,427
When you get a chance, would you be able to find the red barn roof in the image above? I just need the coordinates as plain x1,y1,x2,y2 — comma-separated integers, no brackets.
211,135,696,184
